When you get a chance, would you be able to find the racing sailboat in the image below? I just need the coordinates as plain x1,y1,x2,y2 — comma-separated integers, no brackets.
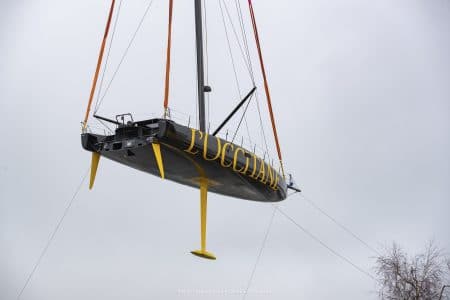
81,0,300,260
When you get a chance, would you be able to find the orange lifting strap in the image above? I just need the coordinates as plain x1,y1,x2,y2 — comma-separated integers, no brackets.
248,0,285,178
163,0,174,117
82,0,116,129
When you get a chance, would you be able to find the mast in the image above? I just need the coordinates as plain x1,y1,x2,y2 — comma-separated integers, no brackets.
194,0,206,132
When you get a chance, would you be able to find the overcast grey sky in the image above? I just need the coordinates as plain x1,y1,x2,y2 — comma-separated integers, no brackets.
1,0,449,299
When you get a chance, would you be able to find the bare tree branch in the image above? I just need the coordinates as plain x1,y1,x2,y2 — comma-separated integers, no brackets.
375,241,449,300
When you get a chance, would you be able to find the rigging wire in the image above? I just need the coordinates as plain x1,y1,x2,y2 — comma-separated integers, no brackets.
235,0,255,83
222,1,255,146
94,0,156,113
235,0,270,157
222,1,254,81
82,0,117,129
221,0,254,145
298,193,381,256
274,205,377,282
16,169,89,300
242,108,253,147
287,190,300,197
233,0,263,152
242,206,277,300
254,90,270,157
219,0,242,97
248,0,285,178
218,0,252,145
231,94,253,143
93,0,123,114
94,116,114,134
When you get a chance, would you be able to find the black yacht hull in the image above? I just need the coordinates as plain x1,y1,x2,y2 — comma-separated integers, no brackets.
81,119,287,202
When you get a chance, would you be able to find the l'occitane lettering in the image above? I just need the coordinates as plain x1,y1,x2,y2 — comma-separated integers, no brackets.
184,128,202,155
233,147,246,173
203,134,222,161
184,129,280,191
221,143,234,167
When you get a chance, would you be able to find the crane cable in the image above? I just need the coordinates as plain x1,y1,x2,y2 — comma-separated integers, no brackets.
82,0,116,130
248,0,285,178
163,0,174,118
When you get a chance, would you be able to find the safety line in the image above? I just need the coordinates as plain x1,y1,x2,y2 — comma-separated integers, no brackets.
275,206,377,281
242,206,277,300
16,169,89,300
298,193,381,256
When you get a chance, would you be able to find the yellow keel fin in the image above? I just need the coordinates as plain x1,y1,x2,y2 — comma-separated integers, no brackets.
89,152,101,190
152,143,165,179
191,179,216,260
